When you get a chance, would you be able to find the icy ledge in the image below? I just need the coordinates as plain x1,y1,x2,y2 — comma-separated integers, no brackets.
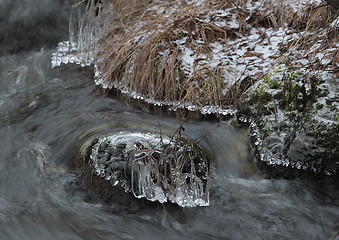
51,41,237,117
51,41,94,68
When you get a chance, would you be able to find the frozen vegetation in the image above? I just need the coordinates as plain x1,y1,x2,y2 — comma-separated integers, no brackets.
79,131,210,207
52,0,338,115
238,66,338,177
52,0,338,187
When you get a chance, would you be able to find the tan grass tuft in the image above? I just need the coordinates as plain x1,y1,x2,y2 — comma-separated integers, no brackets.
286,3,338,54
94,0,240,107
181,67,224,106
81,0,338,112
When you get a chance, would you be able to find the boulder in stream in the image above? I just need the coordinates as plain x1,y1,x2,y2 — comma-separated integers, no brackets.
237,66,338,181
75,128,210,208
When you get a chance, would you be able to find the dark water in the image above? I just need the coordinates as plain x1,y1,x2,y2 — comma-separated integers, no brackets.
0,1,338,239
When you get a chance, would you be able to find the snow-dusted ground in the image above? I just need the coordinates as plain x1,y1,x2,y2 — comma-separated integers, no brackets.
51,0,338,115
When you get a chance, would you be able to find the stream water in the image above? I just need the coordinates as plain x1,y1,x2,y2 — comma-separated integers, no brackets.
1,0,338,239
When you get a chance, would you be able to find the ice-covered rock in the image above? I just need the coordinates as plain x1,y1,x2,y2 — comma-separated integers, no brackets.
77,131,210,207
237,66,338,180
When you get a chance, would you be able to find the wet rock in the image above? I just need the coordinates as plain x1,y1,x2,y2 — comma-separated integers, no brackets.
237,66,338,181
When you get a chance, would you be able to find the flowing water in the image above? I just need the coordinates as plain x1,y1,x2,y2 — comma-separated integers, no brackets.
1,1,338,239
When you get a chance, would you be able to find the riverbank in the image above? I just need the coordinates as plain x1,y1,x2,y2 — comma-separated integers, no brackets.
51,0,338,179
53,0,337,114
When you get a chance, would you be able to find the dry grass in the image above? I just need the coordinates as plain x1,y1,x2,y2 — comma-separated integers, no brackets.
181,67,224,106
288,4,338,53
290,3,335,31
206,0,247,9
94,0,237,105
80,0,338,110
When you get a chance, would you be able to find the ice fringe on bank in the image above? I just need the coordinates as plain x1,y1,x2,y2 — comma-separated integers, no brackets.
52,0,337,116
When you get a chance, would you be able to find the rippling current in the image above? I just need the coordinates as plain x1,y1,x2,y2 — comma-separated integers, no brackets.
0,1,338,239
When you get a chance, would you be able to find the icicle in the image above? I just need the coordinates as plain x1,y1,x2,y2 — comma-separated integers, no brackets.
51,0,115,68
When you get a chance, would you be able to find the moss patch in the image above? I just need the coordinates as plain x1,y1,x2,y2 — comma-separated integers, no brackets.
238,66,339,179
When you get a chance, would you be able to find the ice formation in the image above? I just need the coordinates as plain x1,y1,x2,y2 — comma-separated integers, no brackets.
89,132,210,207
241,67,339,175
51,0,113,68
51,0,238,116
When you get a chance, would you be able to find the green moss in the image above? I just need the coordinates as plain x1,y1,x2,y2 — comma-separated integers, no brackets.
278,70,308,111
335,112,339,121
261,67,306,112
263,66,284,89
317,85,329,97
239,63,338,177
287,110,297,119
285,70,304,82
259,90,272,103
329,104,337,112
239,65,333,123
316,103,323,110
263,73,280,89
254,84,272,103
